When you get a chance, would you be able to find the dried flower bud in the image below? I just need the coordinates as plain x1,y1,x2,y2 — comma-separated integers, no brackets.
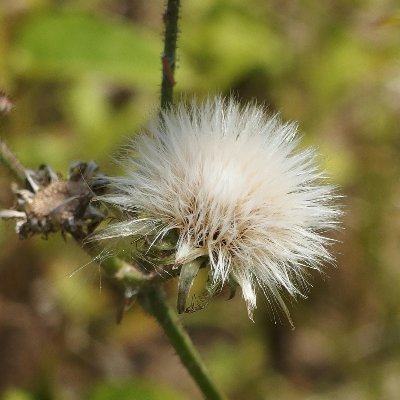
1,162,106,240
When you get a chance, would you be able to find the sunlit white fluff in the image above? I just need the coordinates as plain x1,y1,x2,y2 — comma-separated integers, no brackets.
98,98,339,319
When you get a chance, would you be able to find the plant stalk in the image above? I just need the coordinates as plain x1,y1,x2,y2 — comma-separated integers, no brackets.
143,1,228,399
141,288,227,400
0,138,26,184
160,0,180,109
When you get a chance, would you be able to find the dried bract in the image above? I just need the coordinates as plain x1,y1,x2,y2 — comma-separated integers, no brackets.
1,161,107,240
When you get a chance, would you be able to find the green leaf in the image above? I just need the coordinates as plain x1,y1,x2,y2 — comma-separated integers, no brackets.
11,11,160,87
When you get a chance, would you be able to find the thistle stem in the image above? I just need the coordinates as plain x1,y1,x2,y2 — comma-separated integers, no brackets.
141,2,228,399
160,0,180,109
78,239,181,287
141,288,227,400
0,138,26,184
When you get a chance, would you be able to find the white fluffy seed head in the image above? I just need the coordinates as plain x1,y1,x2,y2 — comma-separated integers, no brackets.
98,97,340,319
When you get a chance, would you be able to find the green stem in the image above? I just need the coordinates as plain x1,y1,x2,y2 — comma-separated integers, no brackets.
141,288,227,400
160,0,180,109
145,2,228,399
78,239,181,287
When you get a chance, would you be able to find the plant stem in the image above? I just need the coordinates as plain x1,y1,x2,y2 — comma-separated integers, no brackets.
78,239,181,287
141,288,227,400
144,2,228,399
160,0,180,109
0,138,26,184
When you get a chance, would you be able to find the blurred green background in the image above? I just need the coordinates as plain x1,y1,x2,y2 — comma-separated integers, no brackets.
1,0,400,399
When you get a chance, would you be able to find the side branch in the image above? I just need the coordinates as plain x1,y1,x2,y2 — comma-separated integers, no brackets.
0,138,26,184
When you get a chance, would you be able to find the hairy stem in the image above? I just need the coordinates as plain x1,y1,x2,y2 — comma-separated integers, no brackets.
143,1,227,399
0,138,25,184
160,0,180,109
82,243,226,398
141,288,227,400
77,239,181,287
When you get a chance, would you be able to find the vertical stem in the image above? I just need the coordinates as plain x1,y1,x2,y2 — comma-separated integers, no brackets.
142,288,227,400
160,0,180,109
142,2,227,399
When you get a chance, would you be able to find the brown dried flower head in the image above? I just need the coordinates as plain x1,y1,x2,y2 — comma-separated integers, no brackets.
0,161,106,239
